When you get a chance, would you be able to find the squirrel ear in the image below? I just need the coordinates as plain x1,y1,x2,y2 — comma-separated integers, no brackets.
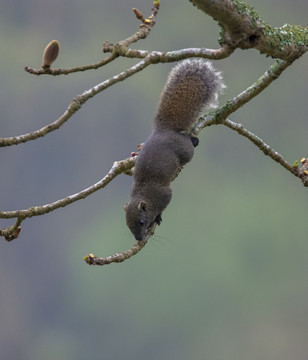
123,203,129,212
137,201,147,212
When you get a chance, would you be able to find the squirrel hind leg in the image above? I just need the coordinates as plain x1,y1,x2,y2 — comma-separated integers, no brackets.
190,136,199,148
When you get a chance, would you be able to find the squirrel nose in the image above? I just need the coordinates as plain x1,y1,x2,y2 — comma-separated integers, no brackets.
135,234,143,241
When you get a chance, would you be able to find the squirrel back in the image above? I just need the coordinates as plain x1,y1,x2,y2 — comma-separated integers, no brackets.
154,58,223,132
126,58,224,241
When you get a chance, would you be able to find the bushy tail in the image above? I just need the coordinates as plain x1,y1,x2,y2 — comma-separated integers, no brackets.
154,58,225,132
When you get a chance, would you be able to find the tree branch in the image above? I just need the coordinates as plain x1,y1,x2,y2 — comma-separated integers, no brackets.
84,223,158,266
2,46,233,148
84,241,147,266
194,59,294,134
0,157,136,240
0,54,159,147
24,1,160,76
222,119,308,186
193,59,308,186
24,53,118,76
190,0,308,61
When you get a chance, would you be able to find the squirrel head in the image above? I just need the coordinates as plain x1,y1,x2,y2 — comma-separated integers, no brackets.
125,199,156,241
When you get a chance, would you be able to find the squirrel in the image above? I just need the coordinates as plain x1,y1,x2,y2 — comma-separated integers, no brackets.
125,58,224,241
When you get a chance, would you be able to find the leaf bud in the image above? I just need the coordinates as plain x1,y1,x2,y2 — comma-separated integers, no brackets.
42,40,60,69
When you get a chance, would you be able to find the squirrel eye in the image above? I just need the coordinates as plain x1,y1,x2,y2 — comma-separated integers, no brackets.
139,220,144,225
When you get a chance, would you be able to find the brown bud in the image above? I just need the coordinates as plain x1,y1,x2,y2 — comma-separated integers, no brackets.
42,40,60,69
132,7,144,21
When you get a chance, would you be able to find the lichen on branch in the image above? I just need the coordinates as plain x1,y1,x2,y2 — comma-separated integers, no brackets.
190,0,308,61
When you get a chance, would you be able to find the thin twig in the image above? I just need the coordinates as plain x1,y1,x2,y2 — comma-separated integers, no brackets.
197,116,308,186
0,157,136,238
1,44,234,148
0,216,23,241
24,53,117,76
0,157,135,219
223,118,307,184
84,240,148,266
0,54,159,147
84,223,157,266
194,59,294,134
24,1,160,76
192,59,307,186
115,44,234,61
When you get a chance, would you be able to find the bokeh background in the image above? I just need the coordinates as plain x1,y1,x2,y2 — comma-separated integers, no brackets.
0,1,307,359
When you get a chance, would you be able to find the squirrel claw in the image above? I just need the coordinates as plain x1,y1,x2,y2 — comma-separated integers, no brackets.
155,214,162,225
190,136,199,147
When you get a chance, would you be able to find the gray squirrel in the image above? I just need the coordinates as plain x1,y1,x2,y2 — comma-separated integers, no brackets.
125,58,224,240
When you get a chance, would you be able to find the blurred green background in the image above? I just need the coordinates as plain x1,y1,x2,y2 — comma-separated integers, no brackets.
0,1,307,359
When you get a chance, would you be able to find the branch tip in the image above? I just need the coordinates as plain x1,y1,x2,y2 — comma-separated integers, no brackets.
84,239,147,266
1,226,22,242
132,8,145,22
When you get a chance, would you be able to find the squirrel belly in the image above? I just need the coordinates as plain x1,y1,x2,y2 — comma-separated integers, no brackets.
134,129,195,184
125,58,224,241
126,129,195,240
